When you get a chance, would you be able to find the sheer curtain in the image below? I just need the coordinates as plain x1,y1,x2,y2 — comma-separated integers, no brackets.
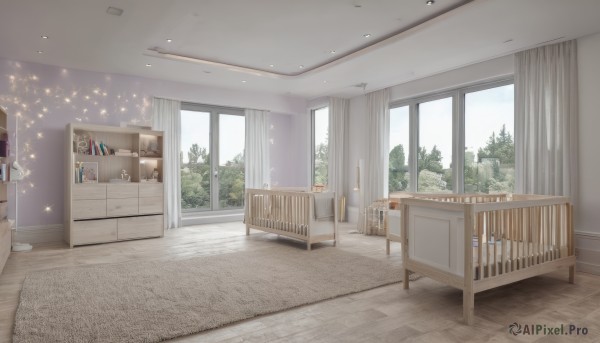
328,97,349,221
152,97,182,229
245,109,270,189
361,88,390,232
515,40,579,200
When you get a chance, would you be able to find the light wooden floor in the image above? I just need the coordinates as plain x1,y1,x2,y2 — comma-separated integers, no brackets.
1,222,599,343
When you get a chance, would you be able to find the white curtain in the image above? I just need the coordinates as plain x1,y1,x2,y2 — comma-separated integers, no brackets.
515,40,578,200
361,88,390,232
152,97,182,229
245,109,271,189
328,97,349,220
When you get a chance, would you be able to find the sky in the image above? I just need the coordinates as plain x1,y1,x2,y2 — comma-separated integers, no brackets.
314,107,329,150
180,84,513,169
389,84,514,169
180,110,245,165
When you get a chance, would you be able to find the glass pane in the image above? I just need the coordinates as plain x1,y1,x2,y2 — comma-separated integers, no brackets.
389,106,410,193
219,114,245,209
464,84,514,193
180,110,211,211
313,107,329,186
418,97,453,192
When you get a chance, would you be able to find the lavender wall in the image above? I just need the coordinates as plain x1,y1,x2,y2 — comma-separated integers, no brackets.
0,59,307,228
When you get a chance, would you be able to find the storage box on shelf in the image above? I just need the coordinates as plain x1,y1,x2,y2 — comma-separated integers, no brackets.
65,123,165,248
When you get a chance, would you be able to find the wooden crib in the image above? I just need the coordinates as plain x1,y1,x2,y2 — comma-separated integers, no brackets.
245,188,338,250
398,193,575,324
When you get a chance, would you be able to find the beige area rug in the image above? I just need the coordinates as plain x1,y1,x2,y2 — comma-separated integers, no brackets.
14,247,416,343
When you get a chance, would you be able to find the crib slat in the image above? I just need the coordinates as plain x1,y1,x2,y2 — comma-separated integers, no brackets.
501,210,507,275
478,213,483,280
524,208,528,267
486,212,491,278
493,211,498,276
515,208,525,269
555,204,561,259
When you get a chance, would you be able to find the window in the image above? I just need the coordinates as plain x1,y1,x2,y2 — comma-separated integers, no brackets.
464,84,515,193
312,107,329,185
388,80,514,194
418,97,453,192
180,104,245,212
389,106,409,193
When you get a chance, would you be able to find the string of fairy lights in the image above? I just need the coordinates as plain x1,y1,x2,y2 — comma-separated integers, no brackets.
1,61,151,218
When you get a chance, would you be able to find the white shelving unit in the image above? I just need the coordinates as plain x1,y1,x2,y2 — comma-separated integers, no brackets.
65,123,165,248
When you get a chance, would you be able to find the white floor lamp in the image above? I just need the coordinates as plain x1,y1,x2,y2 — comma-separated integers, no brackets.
11,116,31,252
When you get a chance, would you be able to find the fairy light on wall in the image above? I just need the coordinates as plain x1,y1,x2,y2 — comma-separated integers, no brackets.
0,62,152,221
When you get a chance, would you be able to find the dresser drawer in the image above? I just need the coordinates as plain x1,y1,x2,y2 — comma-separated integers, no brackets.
139,183,163,197
107,198,138,217
118,215,163,240
139,196,163,214
107,183,138,199
72,199,106,219
72,184,106,200
72,219,117,245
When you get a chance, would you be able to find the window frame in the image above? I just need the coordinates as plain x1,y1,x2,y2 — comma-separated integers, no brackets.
180,102,244,213
388,78,514,194
310,106,329,186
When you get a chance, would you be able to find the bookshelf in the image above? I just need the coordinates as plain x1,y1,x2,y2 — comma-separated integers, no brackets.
65,123,165,248
0,107,9,273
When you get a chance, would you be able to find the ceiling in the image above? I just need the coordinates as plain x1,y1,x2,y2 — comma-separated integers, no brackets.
1,0,600,99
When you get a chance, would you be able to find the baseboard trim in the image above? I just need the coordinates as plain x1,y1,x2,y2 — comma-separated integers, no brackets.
182,213,244,226
575,231,600,276
13,224,64,244
577,261,600,275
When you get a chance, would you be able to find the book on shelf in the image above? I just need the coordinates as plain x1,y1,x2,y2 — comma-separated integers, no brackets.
77,137,116,156
74,161,98,183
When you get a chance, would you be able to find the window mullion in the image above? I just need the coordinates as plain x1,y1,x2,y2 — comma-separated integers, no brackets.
409,102,418,192
454,90,465,194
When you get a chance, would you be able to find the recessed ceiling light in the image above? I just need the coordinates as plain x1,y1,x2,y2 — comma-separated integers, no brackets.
269,64,274,68
37,50,43,54
299,65,304,69
363,33,371,38
330,50,336,54
166,39,172,43
145,63,152,67
323,80,328,83
426,0,435,5
241,80,247,83
106,6,124,16
41,35,48,39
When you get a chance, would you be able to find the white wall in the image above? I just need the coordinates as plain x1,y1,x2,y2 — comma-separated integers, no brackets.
576,32,600,274
0,58,307,236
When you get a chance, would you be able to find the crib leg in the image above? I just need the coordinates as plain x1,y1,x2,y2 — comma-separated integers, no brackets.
403,269,410,290
307,242,311,251
463,290,475,325
386,239,390,255
569,265,575,284
246,225,250,236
